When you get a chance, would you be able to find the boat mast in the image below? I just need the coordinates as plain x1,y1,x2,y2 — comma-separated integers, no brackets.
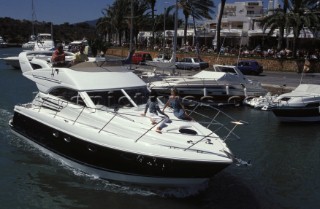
129,0,134,69
31,0,37,36
171,0,178,74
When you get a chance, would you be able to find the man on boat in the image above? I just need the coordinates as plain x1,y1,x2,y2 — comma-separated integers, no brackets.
72,44,89,65
51,43,66,67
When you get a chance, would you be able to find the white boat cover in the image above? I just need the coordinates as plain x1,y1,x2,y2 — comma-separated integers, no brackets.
293,84,320,95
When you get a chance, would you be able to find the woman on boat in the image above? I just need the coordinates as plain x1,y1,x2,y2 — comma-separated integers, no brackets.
142,92,170,133
51,43,66,67
163,88,192,121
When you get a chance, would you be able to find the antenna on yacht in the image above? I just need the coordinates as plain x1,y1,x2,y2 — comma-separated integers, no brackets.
236,32,244,65
171,0,179,75
299,58,310,84
51,22,54,43
129,0,134,70
216,34,226,63
31,0,37,36
190,4,200,59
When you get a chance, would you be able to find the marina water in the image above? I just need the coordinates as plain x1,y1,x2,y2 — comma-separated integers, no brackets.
1,48,319,209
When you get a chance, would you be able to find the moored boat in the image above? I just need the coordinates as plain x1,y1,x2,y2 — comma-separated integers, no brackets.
271,84,320,122
148,64,267,105
1,50,74,69
8,51,246,187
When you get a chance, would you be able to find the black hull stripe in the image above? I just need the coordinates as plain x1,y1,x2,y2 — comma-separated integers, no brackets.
11,112,230,180
272,107,320,118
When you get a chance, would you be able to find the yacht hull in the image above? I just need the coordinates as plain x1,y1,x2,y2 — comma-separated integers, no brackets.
9,111,230,187
151,85,260,104
272,106,320,122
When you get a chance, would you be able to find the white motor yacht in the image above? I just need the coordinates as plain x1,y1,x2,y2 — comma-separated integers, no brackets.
8,51,246,187
271,84,320,122
146,53,176,69
148,65,267,105
22,35,37,50
1,50,74,69
0,36,7,47
2,33,56,69
33,33,54,51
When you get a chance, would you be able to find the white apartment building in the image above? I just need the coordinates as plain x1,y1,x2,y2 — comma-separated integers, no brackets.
211,0,268,48
210,0,315,50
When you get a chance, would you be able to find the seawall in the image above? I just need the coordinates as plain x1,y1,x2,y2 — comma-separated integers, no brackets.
107,48,320,73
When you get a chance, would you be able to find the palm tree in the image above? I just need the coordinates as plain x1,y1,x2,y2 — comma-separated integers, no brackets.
259,0,320,58
104,0,130,46
99,0,150,47
169,0,214,46
259,5,286,51
146,0,157,43
97,8,114,43
131,0,150,46
284,0,320,58
216,0,226,54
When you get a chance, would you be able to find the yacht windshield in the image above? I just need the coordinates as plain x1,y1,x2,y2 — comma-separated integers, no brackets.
214,66,237,74
87,87,149,108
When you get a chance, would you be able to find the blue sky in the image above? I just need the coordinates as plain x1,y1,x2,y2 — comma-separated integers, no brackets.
0,0,270,24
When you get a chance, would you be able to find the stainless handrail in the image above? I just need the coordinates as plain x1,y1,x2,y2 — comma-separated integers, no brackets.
23,95,247,148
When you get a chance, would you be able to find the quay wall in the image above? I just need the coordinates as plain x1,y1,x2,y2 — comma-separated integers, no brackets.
107,48,320,73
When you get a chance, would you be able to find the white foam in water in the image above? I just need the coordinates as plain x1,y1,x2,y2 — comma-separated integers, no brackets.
0,109,12,124
0,109,19,143
5,107,209,198
43,151,208,198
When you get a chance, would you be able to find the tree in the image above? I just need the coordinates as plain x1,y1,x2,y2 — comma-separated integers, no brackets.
259,4,287,51
99,0,150,48
259,0,320,58
169,0,214,46
146,0,157,43
285,0,320,58
216,0,226,54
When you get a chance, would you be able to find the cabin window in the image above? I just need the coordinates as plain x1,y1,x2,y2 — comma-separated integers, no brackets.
280,97,291,102
217,67,237,74
49,88,84,105
86,88,149,108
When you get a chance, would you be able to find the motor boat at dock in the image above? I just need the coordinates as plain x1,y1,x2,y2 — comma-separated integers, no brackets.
270,84,320,122
1,50,75,69
0,36,7,48
243,92,278,110
2,33,57,69
8,51,246,187
148,64,267,105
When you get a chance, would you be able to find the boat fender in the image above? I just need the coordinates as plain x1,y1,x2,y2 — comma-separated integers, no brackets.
243,87,247,97
200,96,214,104
228,96,241,104
203,88,207,96
226,85,229,95
182,96,196,107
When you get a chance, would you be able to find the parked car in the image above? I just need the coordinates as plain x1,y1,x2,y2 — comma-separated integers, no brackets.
234,60,263,75
175,57,209,70
153,53,171,62
131,52,152,65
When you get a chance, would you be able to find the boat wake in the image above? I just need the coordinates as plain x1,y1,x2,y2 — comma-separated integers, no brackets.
0,109,14,136
58,159,209,198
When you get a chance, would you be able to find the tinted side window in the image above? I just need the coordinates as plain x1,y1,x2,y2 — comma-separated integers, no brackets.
50,88,84,105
